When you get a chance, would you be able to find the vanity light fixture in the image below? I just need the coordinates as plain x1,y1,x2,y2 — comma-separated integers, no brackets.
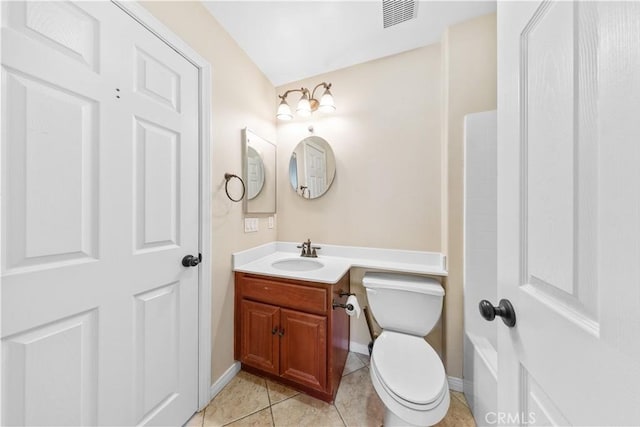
276,82,335,120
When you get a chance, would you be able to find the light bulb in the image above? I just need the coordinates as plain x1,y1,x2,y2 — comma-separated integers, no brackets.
318,88,335,113
276,98,293,120
296,93,311,117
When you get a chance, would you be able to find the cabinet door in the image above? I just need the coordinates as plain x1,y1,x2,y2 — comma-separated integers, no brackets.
280,309,327,391
240,300,280,375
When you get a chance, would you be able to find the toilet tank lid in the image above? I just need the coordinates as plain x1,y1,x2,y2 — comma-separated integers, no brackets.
363,272,444,296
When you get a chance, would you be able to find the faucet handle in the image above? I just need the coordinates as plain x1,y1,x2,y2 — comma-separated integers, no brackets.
297,241,308,256
310,246,321,257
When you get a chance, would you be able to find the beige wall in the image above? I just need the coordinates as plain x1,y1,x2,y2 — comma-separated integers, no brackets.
275,13,497,376
442,14,497,378
276,45,442,251
141,1,278,383
143,1,495,386
275,45,443,357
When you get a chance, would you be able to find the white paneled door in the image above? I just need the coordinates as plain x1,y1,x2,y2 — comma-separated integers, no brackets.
304,141,327,199
1,2,200,425
498,1,640,425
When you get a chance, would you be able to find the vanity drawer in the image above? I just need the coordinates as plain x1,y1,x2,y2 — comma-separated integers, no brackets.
240,276,327,315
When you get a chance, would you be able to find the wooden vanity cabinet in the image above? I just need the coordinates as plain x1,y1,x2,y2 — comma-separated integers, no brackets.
240,300,280,375
234,271,350,403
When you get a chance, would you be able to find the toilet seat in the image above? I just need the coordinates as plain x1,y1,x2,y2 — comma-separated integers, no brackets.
371,331,448,410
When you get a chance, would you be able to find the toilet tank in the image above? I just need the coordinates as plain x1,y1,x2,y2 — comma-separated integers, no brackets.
363,272,444,336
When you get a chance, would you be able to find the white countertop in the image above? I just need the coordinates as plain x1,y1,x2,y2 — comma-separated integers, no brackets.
233,242,447,284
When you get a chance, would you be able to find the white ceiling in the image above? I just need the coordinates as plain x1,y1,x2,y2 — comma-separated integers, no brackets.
203,1,496,86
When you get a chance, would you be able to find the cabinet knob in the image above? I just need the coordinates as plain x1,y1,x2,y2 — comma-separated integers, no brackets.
272,327,278,335
278,328,285,337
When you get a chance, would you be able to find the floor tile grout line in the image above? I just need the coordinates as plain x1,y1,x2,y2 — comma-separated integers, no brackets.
452,393,466,407
206,354,474,427
220,403,271,427
342,364,368,378
342,363,365,376
354,352,371,364
265,380,276,427
214,361,369,426
268,403,275,427
265,379,273,407
342,364,365,376
269,393,298,408
218,377,270,426
332,376,347,427
451,390,470,408
334,399,349,427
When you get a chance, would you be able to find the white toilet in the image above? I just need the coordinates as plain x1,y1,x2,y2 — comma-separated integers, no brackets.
364,272,449,427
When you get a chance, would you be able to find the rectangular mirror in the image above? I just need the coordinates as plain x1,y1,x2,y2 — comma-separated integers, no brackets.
243,128,276,214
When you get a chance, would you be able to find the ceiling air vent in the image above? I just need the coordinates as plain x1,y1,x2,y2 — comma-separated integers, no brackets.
382,0,418,28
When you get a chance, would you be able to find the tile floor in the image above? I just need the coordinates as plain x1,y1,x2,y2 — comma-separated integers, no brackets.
186,352,476,427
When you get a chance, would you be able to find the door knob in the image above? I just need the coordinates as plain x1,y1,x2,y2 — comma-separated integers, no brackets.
479,299,516,327
182,254,201,267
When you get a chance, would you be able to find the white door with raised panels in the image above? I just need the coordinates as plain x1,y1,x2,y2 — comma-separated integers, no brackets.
497,1,640,425
304,141,327,199
1,2,200,425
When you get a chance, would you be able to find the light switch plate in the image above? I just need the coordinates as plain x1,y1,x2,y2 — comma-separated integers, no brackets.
244,218,258,233
268,216,274,229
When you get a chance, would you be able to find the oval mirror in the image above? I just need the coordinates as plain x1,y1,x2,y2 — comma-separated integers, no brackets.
246,145,265,200
289,136,336,199
243,128,276,214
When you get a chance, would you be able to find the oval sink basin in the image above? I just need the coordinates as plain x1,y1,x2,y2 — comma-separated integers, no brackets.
271,258,324,272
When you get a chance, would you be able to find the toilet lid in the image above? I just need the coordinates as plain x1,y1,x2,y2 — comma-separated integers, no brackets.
371,331,447,406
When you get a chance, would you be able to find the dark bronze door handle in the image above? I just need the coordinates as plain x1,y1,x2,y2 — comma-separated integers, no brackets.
479,299,516,327
182,254,201,267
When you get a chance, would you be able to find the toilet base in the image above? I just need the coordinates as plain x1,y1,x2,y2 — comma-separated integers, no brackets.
384,408,419,427
380,393,450,427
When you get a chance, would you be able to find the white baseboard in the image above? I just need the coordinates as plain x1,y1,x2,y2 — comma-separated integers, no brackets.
349,341,370,356
448,376,464,392
207,361,241,405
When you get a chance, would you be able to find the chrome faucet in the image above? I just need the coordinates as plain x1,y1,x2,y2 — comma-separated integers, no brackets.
297,238,321,258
